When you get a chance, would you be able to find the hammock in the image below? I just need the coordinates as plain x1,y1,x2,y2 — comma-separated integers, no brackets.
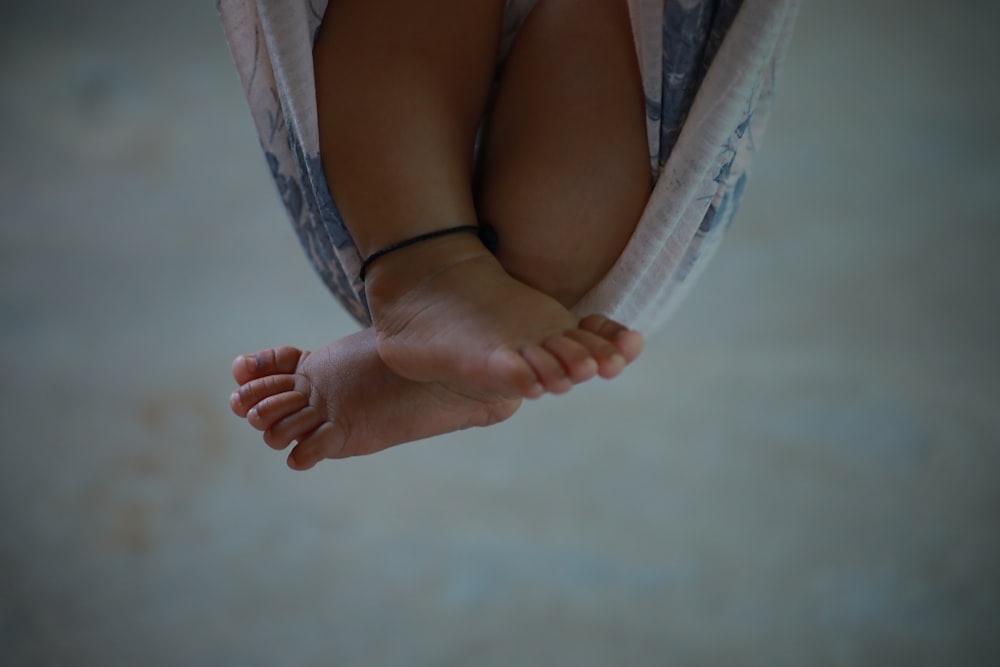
218,0,800,334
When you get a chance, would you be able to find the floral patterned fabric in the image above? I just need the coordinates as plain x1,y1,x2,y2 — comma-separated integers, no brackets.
218,0,799,333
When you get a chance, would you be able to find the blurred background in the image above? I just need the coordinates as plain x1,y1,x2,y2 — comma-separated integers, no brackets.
1,0,998,665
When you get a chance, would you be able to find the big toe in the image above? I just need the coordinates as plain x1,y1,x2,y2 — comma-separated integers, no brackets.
487,347,545,399
287,421,348,470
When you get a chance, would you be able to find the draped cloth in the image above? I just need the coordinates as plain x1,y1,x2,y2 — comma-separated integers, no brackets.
217,0,800,334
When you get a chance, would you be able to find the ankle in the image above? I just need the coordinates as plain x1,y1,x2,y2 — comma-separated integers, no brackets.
363,230,497,311
359,225,496,280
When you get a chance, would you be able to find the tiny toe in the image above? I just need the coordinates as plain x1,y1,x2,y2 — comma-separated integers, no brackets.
541,335,598,384
287,421,347,470
522,345,573,395
264,406,324,450
247,390,309,431
287,449,318,471
578,314,627,339
287,433,322,471
231,374,298,417
232,356,254,385
614,330,644,362
232,346,303,384
565,330,627,379
230,389,247,417
578,315,643,362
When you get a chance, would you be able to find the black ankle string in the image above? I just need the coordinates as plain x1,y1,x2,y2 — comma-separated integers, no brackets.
358,224,498,281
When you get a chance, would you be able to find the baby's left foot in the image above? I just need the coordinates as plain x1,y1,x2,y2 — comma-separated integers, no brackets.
229,329,521,468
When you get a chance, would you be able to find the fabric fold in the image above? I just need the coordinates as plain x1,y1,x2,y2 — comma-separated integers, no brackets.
218,0,800,334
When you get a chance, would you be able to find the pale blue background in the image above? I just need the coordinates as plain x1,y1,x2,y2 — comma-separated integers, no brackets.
1,0,997,665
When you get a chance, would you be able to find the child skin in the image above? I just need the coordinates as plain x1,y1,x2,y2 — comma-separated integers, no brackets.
229,0,650,468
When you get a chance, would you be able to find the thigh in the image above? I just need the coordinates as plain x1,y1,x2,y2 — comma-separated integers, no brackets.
476,0,651,308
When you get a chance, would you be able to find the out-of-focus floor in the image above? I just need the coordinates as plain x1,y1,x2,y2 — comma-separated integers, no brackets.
1,1,998,665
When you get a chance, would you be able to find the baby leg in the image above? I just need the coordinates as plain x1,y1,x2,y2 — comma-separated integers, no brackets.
478,0,651,311
314,0,641,399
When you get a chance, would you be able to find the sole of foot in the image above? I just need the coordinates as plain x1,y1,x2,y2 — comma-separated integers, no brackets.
364,234,644,399
229,330,521,470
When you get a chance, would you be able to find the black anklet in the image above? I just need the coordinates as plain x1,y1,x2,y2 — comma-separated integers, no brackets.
358,224,498,281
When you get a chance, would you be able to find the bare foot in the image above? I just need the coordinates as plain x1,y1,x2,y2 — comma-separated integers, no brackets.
364,231,643,399
229,331,520,469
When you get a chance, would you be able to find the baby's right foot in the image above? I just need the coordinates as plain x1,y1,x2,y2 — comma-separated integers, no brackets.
230,330,521,468
363,230,643,399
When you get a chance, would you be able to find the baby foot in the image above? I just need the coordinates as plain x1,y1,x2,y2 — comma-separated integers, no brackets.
363,231,643,399
229,330,521,469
